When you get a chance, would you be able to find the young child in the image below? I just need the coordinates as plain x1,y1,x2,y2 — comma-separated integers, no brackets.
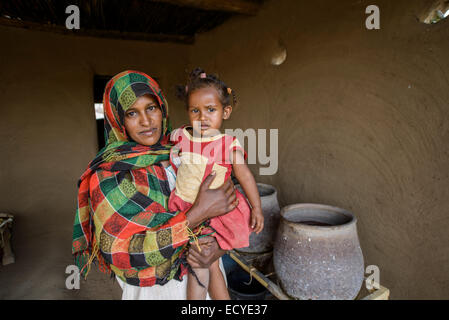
168,68,264,300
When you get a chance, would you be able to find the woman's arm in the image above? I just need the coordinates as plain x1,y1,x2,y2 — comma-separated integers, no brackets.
91,170,237,270
232,150,264,233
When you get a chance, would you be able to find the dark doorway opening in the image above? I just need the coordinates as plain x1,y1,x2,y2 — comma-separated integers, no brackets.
93,75,112,151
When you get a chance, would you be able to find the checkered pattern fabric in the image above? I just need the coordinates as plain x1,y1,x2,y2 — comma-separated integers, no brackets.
72,71,190,287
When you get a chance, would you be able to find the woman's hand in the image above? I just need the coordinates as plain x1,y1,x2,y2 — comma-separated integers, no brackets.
187,172,238,228
186,236,226,268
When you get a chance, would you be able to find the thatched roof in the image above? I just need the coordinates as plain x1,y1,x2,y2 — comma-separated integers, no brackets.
0,0,264,43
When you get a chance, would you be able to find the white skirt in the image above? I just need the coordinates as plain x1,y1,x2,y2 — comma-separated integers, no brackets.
116,257,227,300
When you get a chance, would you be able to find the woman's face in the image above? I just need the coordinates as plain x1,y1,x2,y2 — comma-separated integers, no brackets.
124,94,163,146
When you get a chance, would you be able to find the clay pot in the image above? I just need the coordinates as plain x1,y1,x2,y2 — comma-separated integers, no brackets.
273,204,364,300
235,183,281,254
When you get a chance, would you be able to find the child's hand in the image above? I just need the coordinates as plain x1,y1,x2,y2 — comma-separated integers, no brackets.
250,207,264,234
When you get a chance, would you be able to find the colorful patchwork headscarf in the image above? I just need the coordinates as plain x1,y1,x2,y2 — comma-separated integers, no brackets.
72,71,191,286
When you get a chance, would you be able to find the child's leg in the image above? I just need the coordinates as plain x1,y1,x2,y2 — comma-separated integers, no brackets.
187,268,209,300
208,260,230,300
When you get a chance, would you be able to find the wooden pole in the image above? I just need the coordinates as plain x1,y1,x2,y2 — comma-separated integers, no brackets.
229,250,292,300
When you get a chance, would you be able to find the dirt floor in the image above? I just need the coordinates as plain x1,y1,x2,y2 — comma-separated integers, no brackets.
0,264,122,300
0,232,121,299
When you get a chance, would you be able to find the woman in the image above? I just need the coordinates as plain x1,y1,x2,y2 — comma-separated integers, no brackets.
72,70,237,299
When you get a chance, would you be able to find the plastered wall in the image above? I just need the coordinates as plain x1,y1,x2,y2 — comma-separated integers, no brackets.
187,0,449,299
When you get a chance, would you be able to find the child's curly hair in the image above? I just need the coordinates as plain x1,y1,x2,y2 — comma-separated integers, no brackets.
175,67,237,109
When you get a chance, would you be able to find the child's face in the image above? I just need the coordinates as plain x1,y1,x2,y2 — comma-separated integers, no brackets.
188,87,232,137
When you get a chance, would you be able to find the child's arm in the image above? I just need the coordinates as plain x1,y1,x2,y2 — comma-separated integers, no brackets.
231,150,264,234
208,260,230,300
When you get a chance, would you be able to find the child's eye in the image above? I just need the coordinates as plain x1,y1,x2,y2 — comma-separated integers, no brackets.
126,111,137,117
208,108,216,112
147,105,156,112
191,109,199,113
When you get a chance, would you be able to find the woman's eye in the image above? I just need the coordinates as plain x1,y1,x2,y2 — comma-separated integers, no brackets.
126,111,136,117
147,105,156,111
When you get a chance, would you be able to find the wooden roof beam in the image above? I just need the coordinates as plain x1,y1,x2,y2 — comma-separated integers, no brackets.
0,16,194,44
151,0,260,15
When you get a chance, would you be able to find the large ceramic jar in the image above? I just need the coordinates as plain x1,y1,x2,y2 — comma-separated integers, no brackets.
235,183,281,254
273,204,364,300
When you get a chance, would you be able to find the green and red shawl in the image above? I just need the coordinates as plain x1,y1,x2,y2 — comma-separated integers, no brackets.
72,70,190,287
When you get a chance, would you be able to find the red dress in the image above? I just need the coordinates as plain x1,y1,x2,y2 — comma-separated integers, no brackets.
168,126,251,250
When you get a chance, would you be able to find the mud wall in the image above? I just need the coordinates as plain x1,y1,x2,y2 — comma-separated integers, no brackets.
187,0,449,299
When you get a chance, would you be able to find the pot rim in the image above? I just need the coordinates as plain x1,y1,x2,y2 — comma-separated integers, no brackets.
280,203,357,230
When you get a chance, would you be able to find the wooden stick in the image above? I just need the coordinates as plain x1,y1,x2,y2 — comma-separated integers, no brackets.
229,250,292,300
230,250,391,300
